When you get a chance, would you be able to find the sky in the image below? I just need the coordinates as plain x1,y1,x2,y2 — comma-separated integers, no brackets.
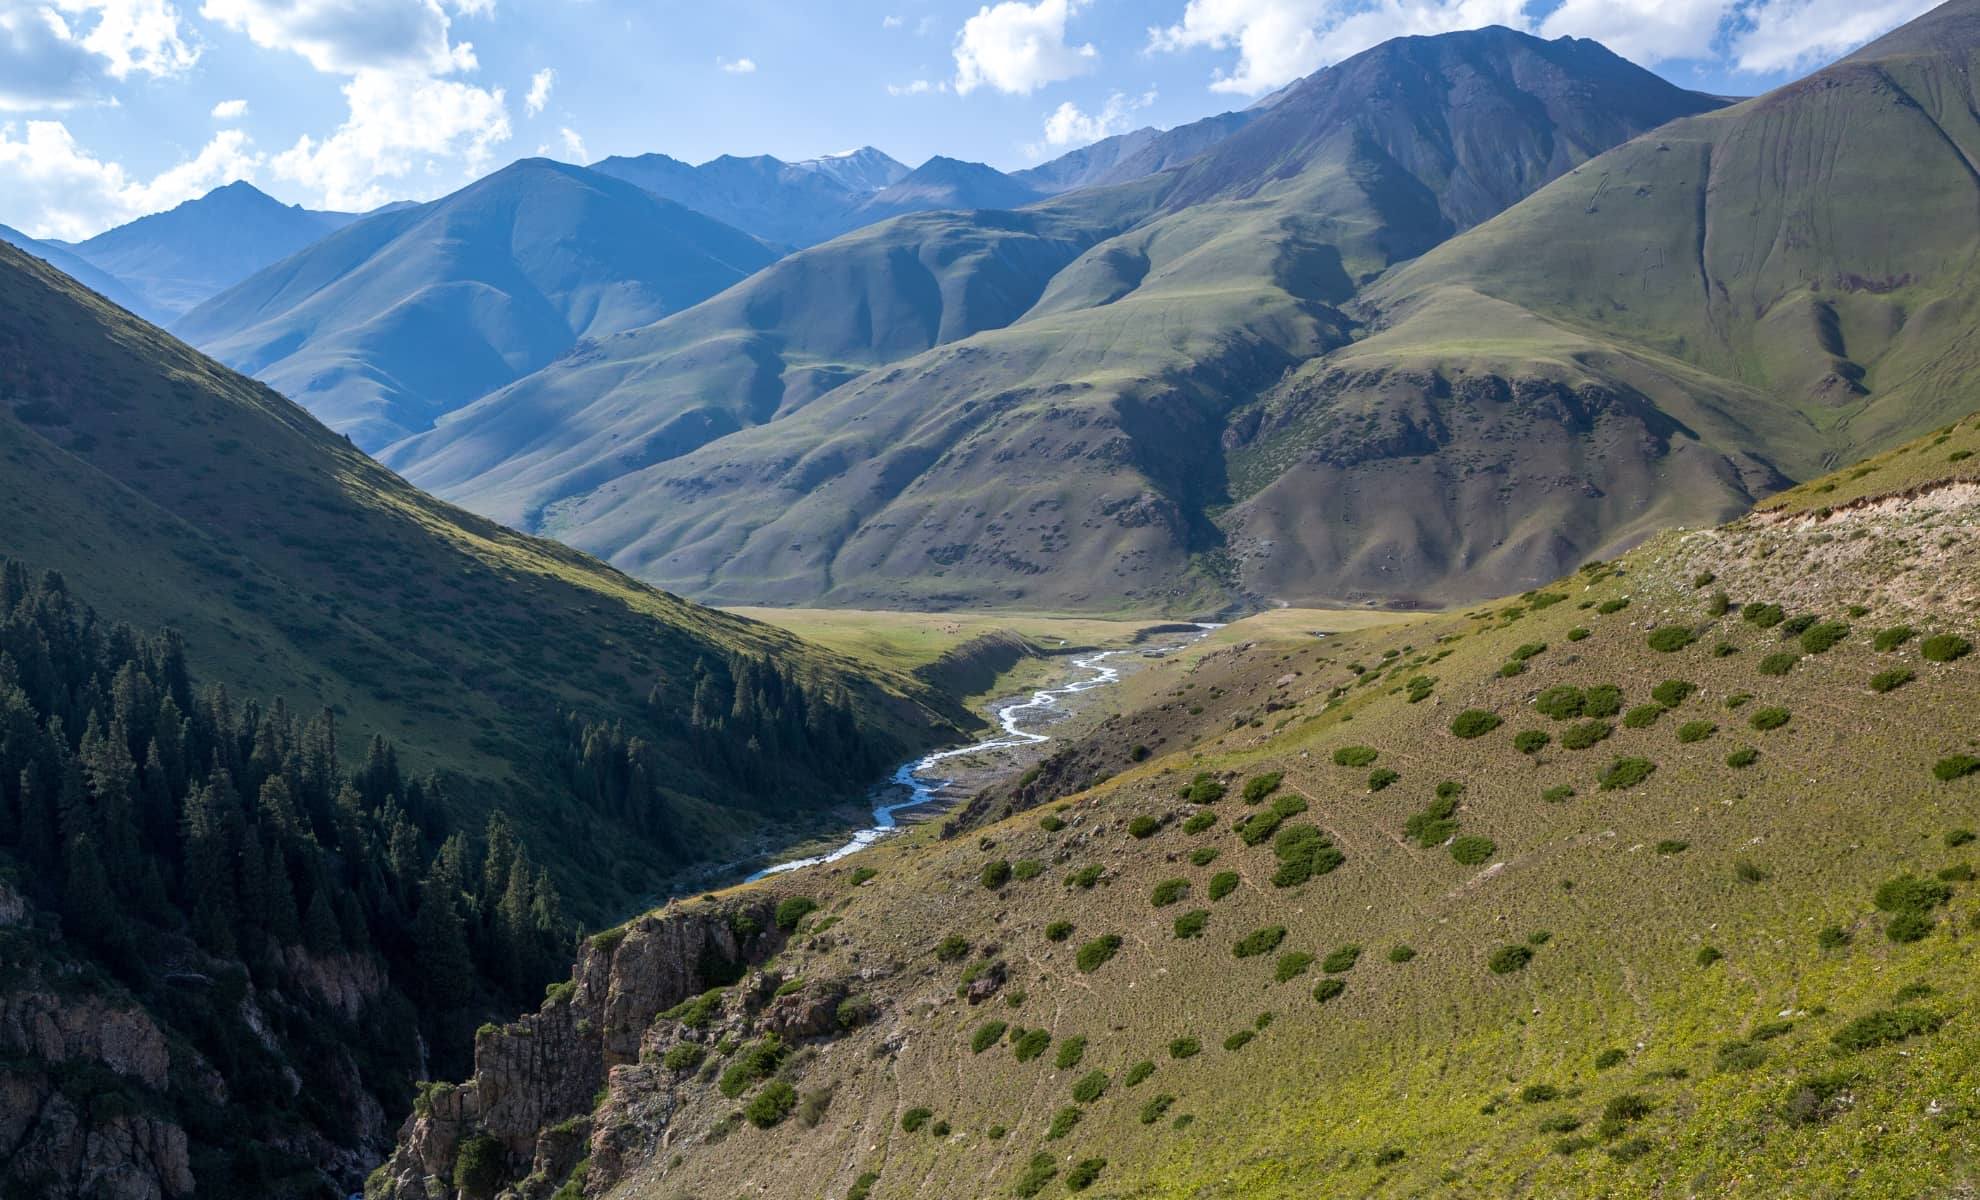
0,0,1943,240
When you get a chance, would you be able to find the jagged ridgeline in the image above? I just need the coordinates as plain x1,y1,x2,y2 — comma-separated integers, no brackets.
0,558,565,1197
376,415,1980,1199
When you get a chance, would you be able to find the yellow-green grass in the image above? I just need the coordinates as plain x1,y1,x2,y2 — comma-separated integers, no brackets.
723,607,1156,675
1760,411,1980,515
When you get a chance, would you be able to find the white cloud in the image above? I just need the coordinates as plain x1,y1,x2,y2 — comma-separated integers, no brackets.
881,13,902,27
558,125,584,159
0,119,257,237
198,0,476,76
54,0,199,79
1034,88,1155,152
211,96,247,118
0,0,197,110
1729,0,1937,72
954,0,1095,95
524,65,551,114
887,77,945,95
1149,0,1525,94
717,55,755,73
1539,0,1733,64
270,71,507,209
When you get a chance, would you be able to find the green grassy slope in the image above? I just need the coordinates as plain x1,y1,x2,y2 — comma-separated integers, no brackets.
389,28,1719,613
1222,0,1980,605
392,415,1980,1200
0,239,961,921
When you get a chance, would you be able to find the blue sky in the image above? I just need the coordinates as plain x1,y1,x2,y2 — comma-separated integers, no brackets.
0,0,1941,239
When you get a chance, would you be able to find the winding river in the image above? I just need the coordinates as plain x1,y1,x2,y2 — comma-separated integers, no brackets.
746,625,1217,881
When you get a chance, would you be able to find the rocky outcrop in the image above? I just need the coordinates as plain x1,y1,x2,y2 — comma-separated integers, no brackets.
368,898,771,1200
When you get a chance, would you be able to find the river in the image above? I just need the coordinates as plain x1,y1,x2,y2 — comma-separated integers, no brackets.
745,624,1218,881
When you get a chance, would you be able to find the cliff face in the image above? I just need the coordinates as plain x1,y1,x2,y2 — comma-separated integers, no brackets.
369,898,775,1200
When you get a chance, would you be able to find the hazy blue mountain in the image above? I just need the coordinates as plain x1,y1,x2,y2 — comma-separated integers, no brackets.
62,181,359,320
176,158,779,449
846,156,1044,225
1014,110,1255,193
0,222,150,316
790,145,910,191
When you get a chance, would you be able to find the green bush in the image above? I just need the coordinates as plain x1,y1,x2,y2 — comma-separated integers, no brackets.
1707,589,1730,616
1651,680,1696,707
1538,1113,1581,1133
745,1079,797,1128
849,866,878,886
1270,951,1314,983
1500,658,1529,678
1404,790,1462,847
453,1133,505,1200
1933,755,1980,781
1887,911,1933,942
1511,641,1547,661
1332,746,1380,767
1065,1158,1107,1192
1451,710,1502,739
980,860,1011,889
1014,1153,1057,1198
661,1043,705,1071
1182,811,1217,834
1599,758,1655,791
1622,704,1665,729
1168,1037,1201,1059
1368,767,1401,791
1597,598,1630,615
1873,625,1915,652
1128,815,1161,839
1603,1093,1654,1125
1758,652,1799,676
1173,909,1209,939
1816,925,1850,949
1832,1007,1944,1052
1744,603,1785,629
1594,1048,1626,1070
1233,926,1288,959
1697,945,1723,966
1655,839,1689,855
1726,747,1759,768
717,1035,788,1098
1749,706,1791,731
1735,858,1768,884
1065,864,1104,889
1800,621,1851,654
1312,977,1346,1003
1046,920,1074,942
1567,627,1591,641
1075,935,1122,973
1780,614,1818,637
1240,772,1284,802
1520,1083,1560,1104
1189,845,1220,866
1561,720,1613,750
1223,1029,1256,1051
1874,874,1954,913
1012,1029,1051,1062
1870,667,1914,693
1071,1070,1108,1103
1676,720,1717,744
1487,944,1534,974
837,996,878,1030
1208,871,1240,901
1450,836,1497,865
935,935,971,962
1181,773,1227,804
1271,824,1345,887
1038,815,1065,833
1715,1041,1767,1073
1388,944,1417,963
1647,626,1694,652
971,1021,1009,1054
1949,828,1978,847
1514,729,1550,754
1584,685,1624,718
1321,944,1361,973
774,897,818,932
1535,686,1586,720
1122,1059,1155,1088
847,1171,880,1200
1139,1094,1175,1123
900,1106,934,1134
1151,878,1190,907
1922,634,1972,662
1542,785,1576,803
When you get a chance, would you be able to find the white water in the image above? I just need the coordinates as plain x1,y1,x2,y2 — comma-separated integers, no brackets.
745,625,1218,881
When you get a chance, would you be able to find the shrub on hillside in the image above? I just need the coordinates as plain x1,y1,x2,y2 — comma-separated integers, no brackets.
717,1035,788,1098
1520,1083,1560,1104
1045,1106,1080,1140
1368,767,1401,791
1651,680,1696,707
1949,828,1977,847
1272,824,1345,887
1744,603,1785,629
1933,755,1980,781
745,1079,797,1128
1241,772,1284,803
1542,785,1576,803
1597,598,1630,615
773,897,818,932
1874,874,1954,914
1922,634,1972,662
1014,1153,1057,1198
1758,652,1799,676
1173,909,1209,939
1039,814,1066,832
1870,667,1914,693
1487,944,1534,974
1677,720,1717,744
1452,710,1502,738
1735,859,1767,884
1647,626,1694,652
1124,1059,1155,1088
1514,729,1550,754
1011,858,1043,880
1873,625,1916,652
1182,811,1217,834
1332,746,1380,768
1065,1158,1107,1192
1189,845,1219,866
1697,945,1723,966
1780,614,1818,637
1749,707,1791,731
935,936,971,962
1012,1029,1051,1062
1321,944,1362,973
1139,1094,1175,1123
1233,926,1288,959
1594,1048,1626,1070
1151,878,1190,907
1622,704,1665,729
1655,840,1689,855
1405,791,1462,847
1450,836,1497,865
1584,685,1624,718
1312,977,1346,1003
1816,925,1850,949
1831,1007,1943,1052
1223,1029,1256,1051
1065,864,1104,889
1512,642,1547,661
1181,773,1227,804
1071,1070,1108,1103
972,1021,1009,1054
1075,935,1122,973
1800,622,1850,654
1389,944,1417,962
1168,1037,1201,1060
1208,871,1240,901
1599,758,1655,791
1046,921,1074,942
980,860,1011,889
1567,627,1591,641
1726,747,1759,768
1128,815,1161,839
1561,721,1613,751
